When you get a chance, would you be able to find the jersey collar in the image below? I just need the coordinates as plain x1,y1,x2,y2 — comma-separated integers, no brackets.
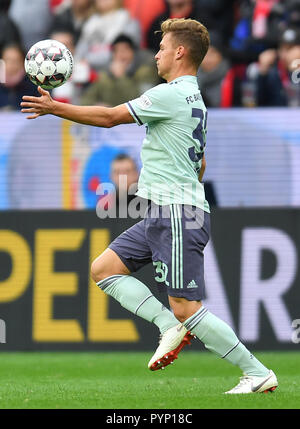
168,75,197,85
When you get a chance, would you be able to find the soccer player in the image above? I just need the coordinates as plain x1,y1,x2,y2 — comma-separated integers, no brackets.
21,18,278,394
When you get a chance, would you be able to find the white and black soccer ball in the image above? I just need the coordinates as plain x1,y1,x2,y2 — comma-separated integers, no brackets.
24,39,73,90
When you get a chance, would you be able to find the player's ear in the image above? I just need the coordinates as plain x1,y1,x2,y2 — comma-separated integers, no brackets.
176,45,185,60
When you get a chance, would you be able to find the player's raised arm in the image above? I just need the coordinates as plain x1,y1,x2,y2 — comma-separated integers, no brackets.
21,86,134,128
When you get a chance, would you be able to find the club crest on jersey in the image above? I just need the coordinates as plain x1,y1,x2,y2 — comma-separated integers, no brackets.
137,94,152,109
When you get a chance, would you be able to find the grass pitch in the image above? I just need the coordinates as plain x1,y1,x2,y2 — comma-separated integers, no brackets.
0,351,298,409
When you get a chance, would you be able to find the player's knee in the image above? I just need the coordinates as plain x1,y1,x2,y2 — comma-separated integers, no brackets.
90,259,107,283
90,254,129,283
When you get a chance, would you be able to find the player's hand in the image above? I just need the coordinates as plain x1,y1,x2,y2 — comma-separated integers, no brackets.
20,86,54,119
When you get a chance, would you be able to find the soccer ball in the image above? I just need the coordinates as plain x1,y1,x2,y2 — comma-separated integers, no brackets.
24,39,73,90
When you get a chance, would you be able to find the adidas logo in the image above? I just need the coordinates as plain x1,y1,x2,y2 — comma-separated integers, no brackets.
187,280,198,289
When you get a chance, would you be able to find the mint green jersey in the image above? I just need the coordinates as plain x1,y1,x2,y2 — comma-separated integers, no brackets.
126,75,210,213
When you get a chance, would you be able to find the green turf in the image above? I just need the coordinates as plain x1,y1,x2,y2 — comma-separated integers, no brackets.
0,351,298,409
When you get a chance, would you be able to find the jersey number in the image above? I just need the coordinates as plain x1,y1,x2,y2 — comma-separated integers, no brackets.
188,108,207,162
153,261,169,286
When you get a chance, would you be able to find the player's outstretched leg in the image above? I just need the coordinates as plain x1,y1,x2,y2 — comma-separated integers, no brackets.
97,274,186,336
182,306,278,394
91,249,192,367
97,275,194,368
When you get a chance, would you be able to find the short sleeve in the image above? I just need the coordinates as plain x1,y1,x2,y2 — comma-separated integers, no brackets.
125,83,176,126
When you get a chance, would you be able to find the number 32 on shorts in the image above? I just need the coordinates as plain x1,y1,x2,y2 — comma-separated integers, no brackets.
153,261,170,286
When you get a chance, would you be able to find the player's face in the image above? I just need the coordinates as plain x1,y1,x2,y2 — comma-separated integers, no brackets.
155,33,178,80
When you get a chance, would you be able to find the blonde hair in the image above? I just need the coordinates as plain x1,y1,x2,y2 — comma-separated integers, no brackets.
160,18,210,68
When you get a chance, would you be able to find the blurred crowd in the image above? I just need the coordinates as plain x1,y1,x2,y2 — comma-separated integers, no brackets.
1,0,300,110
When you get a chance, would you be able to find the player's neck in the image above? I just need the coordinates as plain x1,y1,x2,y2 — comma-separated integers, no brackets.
165,67,197,83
